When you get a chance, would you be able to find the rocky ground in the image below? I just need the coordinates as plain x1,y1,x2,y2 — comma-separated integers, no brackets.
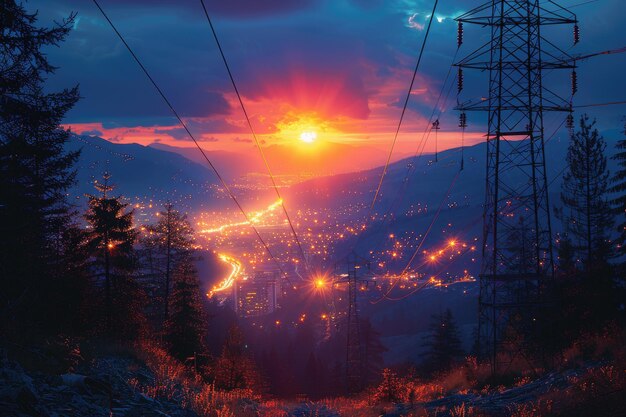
1,345,623,417
0,352,197,416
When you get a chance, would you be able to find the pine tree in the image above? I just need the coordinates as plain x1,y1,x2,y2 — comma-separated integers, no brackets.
85,175,140,337
0,0,80,334
506,215,536,274
47,224,94,334
165,261,206,361
423,309,464,373
609,119,626,260
555,233,577,276
304,351,319,397
143,204,194,325
374,368,403,403
557,114,613,269
214,325,257,390
360,318,387,387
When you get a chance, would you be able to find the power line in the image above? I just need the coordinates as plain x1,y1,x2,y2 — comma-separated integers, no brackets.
377,113,571,303
384,53,460,215
198,0,311,277
376,39,618,304
358,51,460,259
341,0,440,262
370,168,461,304
570,46,626,62
574,100,626,108
369,0,440,212
91,0,290,281
553,0,602,9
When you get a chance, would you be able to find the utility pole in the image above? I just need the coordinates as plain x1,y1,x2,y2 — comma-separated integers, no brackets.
455,0,578,374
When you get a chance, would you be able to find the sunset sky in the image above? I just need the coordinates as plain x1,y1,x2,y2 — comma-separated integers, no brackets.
30,0,625,170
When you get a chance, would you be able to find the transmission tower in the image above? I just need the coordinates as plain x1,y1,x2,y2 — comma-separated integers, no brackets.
334,251,371,394
455,0,578,373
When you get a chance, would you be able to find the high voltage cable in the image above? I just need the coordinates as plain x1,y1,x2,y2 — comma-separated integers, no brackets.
370,169,461,304
369,0,440,212
574,100,626,108
366,24,623,302
549,0,601,9
570,46,626,62
340,0,440,262
198,0,311,277
359,51,460,254
91,0,291,281
383,242,473,301
367,37,577,301
382,53,460,219
376,114,571,303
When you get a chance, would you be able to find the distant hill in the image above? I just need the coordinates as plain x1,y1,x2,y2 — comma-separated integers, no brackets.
285,133,622,273
287,135,577,212
149,142,262,180
67,131,623,234
150,140,411,178
66,134,228,209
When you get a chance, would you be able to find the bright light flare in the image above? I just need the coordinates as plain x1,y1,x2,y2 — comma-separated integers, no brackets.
311,275,330,292
299,131,317,143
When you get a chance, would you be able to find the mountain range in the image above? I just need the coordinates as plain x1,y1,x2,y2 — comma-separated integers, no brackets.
68,131,623,248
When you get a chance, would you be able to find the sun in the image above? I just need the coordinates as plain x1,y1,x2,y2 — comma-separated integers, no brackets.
299,131,317,143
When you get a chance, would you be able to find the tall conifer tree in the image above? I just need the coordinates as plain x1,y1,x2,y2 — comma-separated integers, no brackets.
558,114,613,269
0,1,80,333
609,120,626,260
85,175,139,336
144,204,194,324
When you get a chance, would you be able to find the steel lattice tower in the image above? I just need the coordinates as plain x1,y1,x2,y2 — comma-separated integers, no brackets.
455,0,578,373
334,252,371,393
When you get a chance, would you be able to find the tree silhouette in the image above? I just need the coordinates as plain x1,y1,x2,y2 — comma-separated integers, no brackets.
143,204,194,325
423,309,464,373
214,325,258,390
165,261,206,361
47,224,94,334
374,368,403,402
360,318,387,387
557,114,613,269
609,119,626,261
549,115,620,348
85,175,139,336
0,0,80,335
506,215,537,274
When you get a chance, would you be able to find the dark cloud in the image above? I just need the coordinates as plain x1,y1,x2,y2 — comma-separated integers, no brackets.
349,0,387,9
61,0,316,17
101,118,176,129
29,0,626,134
64,83,231,123
154,127,189,140
205,0,317,17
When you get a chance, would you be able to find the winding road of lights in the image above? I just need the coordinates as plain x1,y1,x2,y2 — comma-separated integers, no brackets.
198,199,283,234
207,254,242,298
